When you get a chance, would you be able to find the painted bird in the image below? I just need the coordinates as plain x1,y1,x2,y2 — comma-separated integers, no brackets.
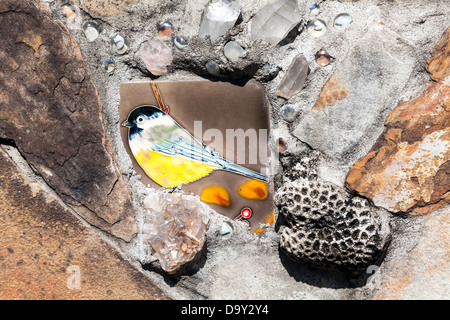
122,105,268,188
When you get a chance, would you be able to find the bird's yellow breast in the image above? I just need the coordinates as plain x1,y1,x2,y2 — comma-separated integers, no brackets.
134,148,218,188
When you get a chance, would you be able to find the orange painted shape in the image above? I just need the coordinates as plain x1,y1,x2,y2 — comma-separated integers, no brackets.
200,185,231,207
255,210,275,234
238,179,268,200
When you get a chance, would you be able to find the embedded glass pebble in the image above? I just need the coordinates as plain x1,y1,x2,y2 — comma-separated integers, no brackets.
281,104,296,122
110,34,129,54
334,13,353,30
83,21,100,42
223,41,244,62
174,36,188,51
278,138,287,153
158,22,173,37
309,3,320,15
205,61,220,76
306,19,327,37
61,3,77,20
219,221,234,240
315,49,332,67
101,58,115,73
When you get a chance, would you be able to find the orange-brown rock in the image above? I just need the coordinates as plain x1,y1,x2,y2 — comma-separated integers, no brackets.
346,28,450,215
312,75,348,110
0,0,137,240
73,0,140,17
0,147,170,300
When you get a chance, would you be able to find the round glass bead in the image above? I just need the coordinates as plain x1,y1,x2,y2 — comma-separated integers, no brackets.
219,221,233,240
174,36,188,51
306,19,327,37
110,34,129,54
60,3,77,20
278,138,287,153
101,58,115,73
83,21,100,42
158,22,173,37
205,61,220,76
334,13,353,30
223,41,244,62
309,3,320,15
281,104,296,122
315,49,332,67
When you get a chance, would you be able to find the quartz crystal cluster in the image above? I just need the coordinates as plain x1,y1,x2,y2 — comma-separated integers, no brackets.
198,0,241,43
142,191,210,274
250,0,302,46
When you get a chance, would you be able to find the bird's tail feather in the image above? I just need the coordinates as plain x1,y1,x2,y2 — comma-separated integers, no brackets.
222,162,269,182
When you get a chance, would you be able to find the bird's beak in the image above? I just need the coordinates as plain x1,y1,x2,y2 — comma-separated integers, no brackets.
122,120,134,128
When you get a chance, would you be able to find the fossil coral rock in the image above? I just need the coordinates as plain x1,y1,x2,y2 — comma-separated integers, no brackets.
142,191,210,274
275,174,390,271
346,27,450,215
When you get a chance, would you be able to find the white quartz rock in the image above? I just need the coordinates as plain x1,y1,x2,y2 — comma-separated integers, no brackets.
198,0,241,43
250,0,302,46
142,190,210,274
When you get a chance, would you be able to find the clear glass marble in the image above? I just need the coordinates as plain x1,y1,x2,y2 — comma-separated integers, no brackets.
174,36,188,51
206,61,220,76
281,104,296,121
83,21,100,42
101,58,115,73
334,13,352,30
110,34,129,54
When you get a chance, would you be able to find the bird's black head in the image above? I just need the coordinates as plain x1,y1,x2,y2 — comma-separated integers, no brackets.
122,106,165,137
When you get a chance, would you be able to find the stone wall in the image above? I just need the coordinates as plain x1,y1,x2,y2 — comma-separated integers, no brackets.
0,0,448,300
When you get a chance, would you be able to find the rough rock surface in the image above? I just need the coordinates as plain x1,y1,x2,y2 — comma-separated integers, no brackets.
275,171,390,272
0,0,137,241
346,27,450,215
294,26,416,165
0,146,170,299
373,208,449,299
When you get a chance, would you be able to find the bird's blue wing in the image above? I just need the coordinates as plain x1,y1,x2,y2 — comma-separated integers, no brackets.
146,116,224,167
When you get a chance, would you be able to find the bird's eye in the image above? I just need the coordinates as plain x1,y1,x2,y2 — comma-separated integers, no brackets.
136,116,145,124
